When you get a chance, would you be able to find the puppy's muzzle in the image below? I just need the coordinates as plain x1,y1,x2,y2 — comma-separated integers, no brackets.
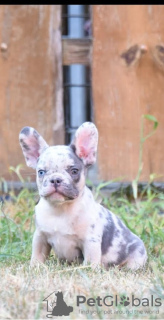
50,177,63,189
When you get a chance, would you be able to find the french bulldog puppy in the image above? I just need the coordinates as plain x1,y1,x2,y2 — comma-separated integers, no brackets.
19,122,147,270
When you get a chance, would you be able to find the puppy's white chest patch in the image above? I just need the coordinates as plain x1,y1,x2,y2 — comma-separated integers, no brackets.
47,232,83,262
36,210,74,236
35,200,85,260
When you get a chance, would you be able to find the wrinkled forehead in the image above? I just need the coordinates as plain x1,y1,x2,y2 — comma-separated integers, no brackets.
37,145,83,170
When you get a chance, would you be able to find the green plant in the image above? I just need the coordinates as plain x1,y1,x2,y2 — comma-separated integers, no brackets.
132,114,158,201
0,165,36,264
9,164,25,183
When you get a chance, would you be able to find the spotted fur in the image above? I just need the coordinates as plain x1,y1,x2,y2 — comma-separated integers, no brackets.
19,122,147,270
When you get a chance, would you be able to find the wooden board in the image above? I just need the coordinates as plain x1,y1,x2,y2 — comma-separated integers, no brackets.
92,5,164,181
62,38,92,65
0,5,64,179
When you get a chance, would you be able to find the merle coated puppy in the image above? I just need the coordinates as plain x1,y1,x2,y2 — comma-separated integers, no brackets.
19,122,147,270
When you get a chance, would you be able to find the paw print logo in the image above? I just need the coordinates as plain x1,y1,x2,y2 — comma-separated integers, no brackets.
120,296,130,307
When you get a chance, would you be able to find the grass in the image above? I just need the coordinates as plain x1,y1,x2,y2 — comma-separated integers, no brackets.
0,178,164,319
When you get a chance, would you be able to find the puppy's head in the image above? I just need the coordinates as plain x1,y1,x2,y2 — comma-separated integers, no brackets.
19,122,98,203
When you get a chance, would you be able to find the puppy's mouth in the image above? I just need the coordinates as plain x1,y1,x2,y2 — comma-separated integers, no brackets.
44,190,75,200
40,185,79,201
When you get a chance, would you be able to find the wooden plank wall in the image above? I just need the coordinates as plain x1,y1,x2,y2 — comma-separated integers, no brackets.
2,5,164,184
0,5,64,179
92,5,164,182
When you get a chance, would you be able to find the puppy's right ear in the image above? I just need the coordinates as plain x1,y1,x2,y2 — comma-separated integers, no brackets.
19,127,49,169
70,122,98,166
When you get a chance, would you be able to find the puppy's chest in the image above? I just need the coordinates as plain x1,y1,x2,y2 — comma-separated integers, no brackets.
37,213,73,234
36,209,87,256
35,207,89,242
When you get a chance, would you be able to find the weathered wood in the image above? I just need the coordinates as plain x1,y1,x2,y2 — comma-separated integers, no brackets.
92,5,164,182
0,5,64,179
62,38,92,65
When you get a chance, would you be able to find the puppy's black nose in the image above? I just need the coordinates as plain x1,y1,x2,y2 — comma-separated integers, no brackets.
50,177,62,187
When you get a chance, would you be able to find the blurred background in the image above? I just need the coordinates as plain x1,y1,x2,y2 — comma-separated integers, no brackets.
1,5,164,187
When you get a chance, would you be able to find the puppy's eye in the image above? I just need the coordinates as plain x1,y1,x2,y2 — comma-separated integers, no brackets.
71,168,79,175
38,170,46,178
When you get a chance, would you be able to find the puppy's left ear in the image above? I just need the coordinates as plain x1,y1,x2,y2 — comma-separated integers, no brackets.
19,127,49,169
71,122,98,166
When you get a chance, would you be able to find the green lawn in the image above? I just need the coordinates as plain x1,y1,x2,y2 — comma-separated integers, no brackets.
0,181,164,319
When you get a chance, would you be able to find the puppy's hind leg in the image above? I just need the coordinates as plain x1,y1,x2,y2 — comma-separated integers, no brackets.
125,245,147,270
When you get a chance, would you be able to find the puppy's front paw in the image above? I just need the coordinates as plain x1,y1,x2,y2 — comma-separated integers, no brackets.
83,260,101,271
30,258,45,268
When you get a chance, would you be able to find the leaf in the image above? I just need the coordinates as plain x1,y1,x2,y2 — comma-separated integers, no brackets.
96,177,124,192
144,114,158,130
149,221,154,234
143,114,158,142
